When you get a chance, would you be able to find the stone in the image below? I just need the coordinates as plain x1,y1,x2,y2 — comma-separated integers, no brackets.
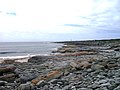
78,88,88,90
0,73,17,82
0,86,6,90
31,70,62,85
87,69,93,72
0,81,7,86
87,58,96,63
46,71,62,81
31,76,46,85
36,80,49,88
88,84,100,89
1,60,15,64
62,83,74,90
58,48,75,53
18,82,34,90
96,75,106,79
96,80,108,84
42,85,49,90
19,71,39,83
0,66,16,75
106,63,118,68
73,51,97,56
114,85,120,90
115,78,120,85
70,61,91,70
71,86,76,89
114,48,120,51
56,45,77,53
61,51,97,56
70,62,78,69
80,61,91,68
49,79,69,87
28,56,48,64
100,82,111,87
49,79,58,84
53,85,60,89
92,64,104,70
57,65,72,76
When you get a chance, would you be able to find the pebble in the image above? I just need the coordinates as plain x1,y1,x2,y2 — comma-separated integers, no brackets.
0,39,120,90
0,81,7,86
18,82,34,90
114,85,120,90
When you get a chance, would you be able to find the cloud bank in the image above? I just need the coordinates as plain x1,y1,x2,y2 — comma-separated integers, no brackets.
0,0,120,41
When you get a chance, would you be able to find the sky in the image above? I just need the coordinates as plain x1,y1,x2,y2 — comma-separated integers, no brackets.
0,0,120,42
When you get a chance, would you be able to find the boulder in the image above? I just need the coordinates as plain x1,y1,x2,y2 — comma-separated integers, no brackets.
19,71,39,83
0,73,17,82
60,51,97,56
36,80,49,88
28,56,48,64
56,46,76,53
60,48,75,53
18,82,34,90
114,85,120,90
70,62,78,69
70,61,91,70
114,48,120,51
106,63,118,69
1,60,15,64
31,70,63,85
74,51,97,56
46,70,62,81
86,58,96,63
0,81,7,86
92,64,105,70
0,66,16,75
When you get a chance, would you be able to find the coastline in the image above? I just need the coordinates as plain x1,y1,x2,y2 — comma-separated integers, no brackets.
0,54,53,63
0,55,31,63
0,41,63,58
0,41,64,63
0,39,120,90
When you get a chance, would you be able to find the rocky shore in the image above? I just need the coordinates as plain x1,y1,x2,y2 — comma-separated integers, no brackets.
0,39,120,90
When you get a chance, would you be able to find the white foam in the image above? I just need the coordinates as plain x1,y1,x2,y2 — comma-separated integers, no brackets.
0,55,30,60
0,53,53,64
0,55,30,63
0,53,51,60
0,54,50,60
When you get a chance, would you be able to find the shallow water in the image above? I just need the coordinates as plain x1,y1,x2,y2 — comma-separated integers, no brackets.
0,42,63,57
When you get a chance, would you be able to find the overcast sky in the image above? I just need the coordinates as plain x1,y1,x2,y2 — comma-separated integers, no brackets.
0,0,120,42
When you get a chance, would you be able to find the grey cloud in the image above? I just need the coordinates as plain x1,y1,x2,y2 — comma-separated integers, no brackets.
97,29,120,34
95,29,120,39
79,0,120,31
64,0,120,40
64,24,89,27
6,12,16,16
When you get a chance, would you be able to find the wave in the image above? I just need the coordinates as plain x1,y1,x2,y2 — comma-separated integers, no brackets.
0,51,18,54
0,53,50,59
0,51,28,54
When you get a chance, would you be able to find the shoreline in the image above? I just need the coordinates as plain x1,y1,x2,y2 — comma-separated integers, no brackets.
0,39,120,90
0,54,53,63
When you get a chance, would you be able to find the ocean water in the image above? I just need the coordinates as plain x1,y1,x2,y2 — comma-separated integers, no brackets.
0,42,63,57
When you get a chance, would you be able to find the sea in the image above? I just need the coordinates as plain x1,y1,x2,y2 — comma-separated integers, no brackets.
0,42,63,57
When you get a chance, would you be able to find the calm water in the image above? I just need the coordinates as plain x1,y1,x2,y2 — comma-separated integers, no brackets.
0,42,63,57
